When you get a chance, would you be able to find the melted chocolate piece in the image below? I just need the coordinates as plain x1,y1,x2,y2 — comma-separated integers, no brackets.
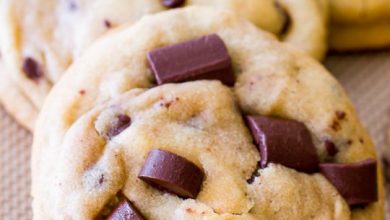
22,57,43,81
106,199,145,220
107,114,131,139
320,159,378,206
160,0,185,8
245,115,319,173
138,149,204,198
147,34,234,86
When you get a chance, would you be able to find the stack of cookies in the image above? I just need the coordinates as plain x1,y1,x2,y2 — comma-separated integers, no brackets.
0,0,389,219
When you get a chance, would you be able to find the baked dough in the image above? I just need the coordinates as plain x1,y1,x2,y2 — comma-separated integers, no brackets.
0,0,328,130
32,7,383,219
329,0,390,51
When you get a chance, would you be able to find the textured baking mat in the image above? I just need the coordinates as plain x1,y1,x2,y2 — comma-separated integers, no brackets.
1,51,389,219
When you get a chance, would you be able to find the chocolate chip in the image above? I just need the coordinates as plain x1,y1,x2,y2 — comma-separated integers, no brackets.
320,159,378,206
107,114,131,139
147,34,234,86
98,174,105,185
336,111,346,120
138,149,204,198
104,19,112,28
324,140,338,156
245,115,319,173
160,0,185,8
22,57,43,81
106,199,145,220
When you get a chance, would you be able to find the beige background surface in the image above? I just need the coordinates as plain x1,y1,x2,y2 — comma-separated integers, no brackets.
1,51,389,219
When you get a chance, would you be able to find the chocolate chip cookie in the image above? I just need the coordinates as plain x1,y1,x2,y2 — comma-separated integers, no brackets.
329,0,390,51
31,7,383,219
0,0,328,130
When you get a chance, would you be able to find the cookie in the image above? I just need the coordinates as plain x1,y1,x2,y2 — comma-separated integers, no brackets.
329,0,390,50
329,22,390,51
382,110,390,182
0,59,38,130
0,0,328,131
32,7,383,219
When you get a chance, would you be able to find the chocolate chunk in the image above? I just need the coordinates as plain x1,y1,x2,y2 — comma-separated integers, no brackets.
22,57,43,81
147,34,234,86
320,159,378,206
245,115,319,173
324,140,338,156
107,199,145,220
107,114,131,139
160,0,185,8
138,149,204,198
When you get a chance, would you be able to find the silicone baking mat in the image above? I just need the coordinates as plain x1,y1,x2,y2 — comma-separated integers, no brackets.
1,51,390,219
